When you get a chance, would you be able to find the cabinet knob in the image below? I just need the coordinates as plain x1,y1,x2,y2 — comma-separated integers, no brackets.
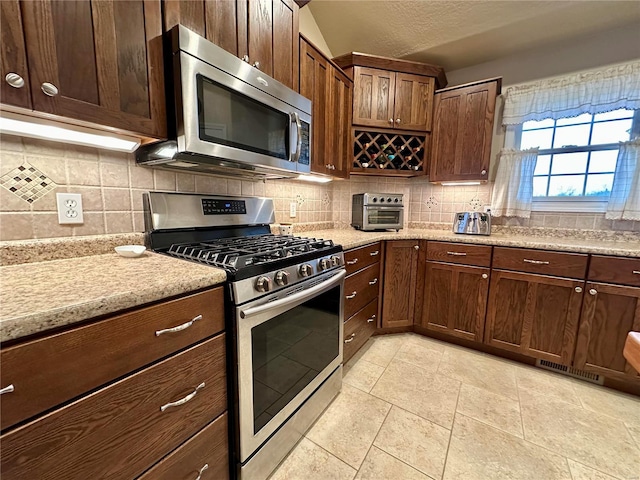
396,118,401,124
482,273,488,279
575,286,583,293
242,55,249,62
388,118,394,124
5,73,25,88
41,82,59,97
414,245,419,250
252,61,260,69
481,169,487,175
589,289,597,295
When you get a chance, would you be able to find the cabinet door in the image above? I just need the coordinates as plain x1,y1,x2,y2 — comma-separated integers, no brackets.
300,39,329,175
421,262,489,342
247,0,273,77
484,270,584,365
352,67,395,129
574,282,640,378
328,65,352,179
429,79,498,182
163,0,205,36
20,0,166,139
381,241,419,328
393,72,434,132
0,0,32,109
205,0,240,56
272,0,299,91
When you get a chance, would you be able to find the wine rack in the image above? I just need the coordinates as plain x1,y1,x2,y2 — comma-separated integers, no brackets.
352,130,427,176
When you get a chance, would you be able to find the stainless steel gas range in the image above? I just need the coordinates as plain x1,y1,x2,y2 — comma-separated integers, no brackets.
145,192,344,480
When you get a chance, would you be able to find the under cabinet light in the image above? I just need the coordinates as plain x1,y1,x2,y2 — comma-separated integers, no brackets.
0,111,140,152
441,181,482,186
297,174,332,183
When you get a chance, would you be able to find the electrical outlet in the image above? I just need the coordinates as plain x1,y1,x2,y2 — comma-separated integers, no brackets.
56,193,84,224
289,202,297,218
483,205,492,214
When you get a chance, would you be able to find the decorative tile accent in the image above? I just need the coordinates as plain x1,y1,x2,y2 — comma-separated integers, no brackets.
322,192,331,207
295,193,305,205
468,197,482,210
424,195,439,209
0,163,57,203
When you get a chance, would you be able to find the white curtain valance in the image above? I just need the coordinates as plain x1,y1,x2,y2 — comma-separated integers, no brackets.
606,138,640,221
502,61,640,125
491,148,539,218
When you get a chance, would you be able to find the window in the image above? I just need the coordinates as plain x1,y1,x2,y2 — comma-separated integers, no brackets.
516,109,638,198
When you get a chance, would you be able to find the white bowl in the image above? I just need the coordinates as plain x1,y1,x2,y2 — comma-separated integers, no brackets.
115,245,147,258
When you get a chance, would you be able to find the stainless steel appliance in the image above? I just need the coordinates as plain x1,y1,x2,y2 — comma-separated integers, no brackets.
136,26,311,179
145,192,343,480
351,193,404,232
453,212,491,235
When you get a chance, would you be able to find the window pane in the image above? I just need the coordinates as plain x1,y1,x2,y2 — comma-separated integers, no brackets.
550,152,588,174
556,113,592,126
590,119,632,145
553,124,591,148
523,118,554,130
585,173,614,196
588,150,618,173
533,176,548,197
548,175,585,196
534,155,551,175
594,109,634,121
521,129,553,149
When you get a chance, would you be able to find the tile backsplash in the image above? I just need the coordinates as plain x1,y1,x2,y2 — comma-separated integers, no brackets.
1,134,638,241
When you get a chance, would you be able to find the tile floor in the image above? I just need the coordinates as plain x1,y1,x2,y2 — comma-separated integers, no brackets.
269,333,640,480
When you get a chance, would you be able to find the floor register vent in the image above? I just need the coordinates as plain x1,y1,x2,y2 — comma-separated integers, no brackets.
536,359,604,385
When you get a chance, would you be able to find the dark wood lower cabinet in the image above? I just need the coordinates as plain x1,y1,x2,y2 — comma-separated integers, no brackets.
420,261,489,342
574,282,640,378
381,241,419,328
484,270,584,365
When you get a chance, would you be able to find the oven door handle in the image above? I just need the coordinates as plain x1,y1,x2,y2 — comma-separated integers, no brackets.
240,269,346,319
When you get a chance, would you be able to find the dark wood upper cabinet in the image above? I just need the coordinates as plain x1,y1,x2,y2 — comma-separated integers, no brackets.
16,0,166,139
0,0,32,109
574,282,640,378
300,36,351,178
352,67,396,129
484,270,584,365
381,241,420,328
393,72,435,131
429,77,501,183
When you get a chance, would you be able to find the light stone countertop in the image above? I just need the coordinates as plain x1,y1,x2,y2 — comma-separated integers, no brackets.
0,252,226,343
300,228,640,257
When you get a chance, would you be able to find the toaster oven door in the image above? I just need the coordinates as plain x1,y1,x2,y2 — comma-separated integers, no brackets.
363,206,403,229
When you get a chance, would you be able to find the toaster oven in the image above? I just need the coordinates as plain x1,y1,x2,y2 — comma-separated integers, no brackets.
351,193,404,232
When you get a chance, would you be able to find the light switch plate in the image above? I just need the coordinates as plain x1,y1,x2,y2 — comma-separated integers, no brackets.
56,193,84,224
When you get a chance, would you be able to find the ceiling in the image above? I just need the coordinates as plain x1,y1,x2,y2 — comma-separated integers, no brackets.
308,1,640,72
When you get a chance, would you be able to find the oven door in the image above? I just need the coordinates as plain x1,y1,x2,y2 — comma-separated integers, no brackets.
363,206,404,229
235,269,345,463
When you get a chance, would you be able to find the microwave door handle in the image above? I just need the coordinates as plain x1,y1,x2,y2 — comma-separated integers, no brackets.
290,112,302,163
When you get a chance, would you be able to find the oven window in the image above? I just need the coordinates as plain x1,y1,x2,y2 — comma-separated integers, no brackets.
251,285,340,434
368,209,400,225
197,75,289,159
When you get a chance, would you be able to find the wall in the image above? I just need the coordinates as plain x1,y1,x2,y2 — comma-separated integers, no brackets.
0,135,332,241
299,6,332,58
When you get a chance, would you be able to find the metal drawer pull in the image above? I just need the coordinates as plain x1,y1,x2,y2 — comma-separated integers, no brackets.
367,315,376,323
345,333,356,343
370,250,379,256
0,384,15,395
523,259,549,265
447,251,467,256
155,315,202,336
633,271,640,275
589,289,598,296
160,382,205,412
575,286,583,293
346,258,358,265
346,291,357,299
369,278,378,285
41,82,59,96
5,73,25,88
195,464,209,480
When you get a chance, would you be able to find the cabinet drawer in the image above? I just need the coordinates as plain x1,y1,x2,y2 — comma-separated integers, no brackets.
588,255,640,287
493,247,587,278
344,242,381,275
344,299,378,363
0,334,227,480
0,288,224,431
139,412,229,480
345,263,380,319
426,241,492,267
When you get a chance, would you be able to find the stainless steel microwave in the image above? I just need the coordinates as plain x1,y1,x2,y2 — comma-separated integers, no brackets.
351,193,404,232
136,25,311,179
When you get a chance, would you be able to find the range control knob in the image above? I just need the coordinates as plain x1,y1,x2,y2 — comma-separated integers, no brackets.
387,197,392,203
372,197,378,203
318,258,331,270
330,255,341,266
255,276,272,292
275,270,290,286
394,198,399,203
299,263,313,277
